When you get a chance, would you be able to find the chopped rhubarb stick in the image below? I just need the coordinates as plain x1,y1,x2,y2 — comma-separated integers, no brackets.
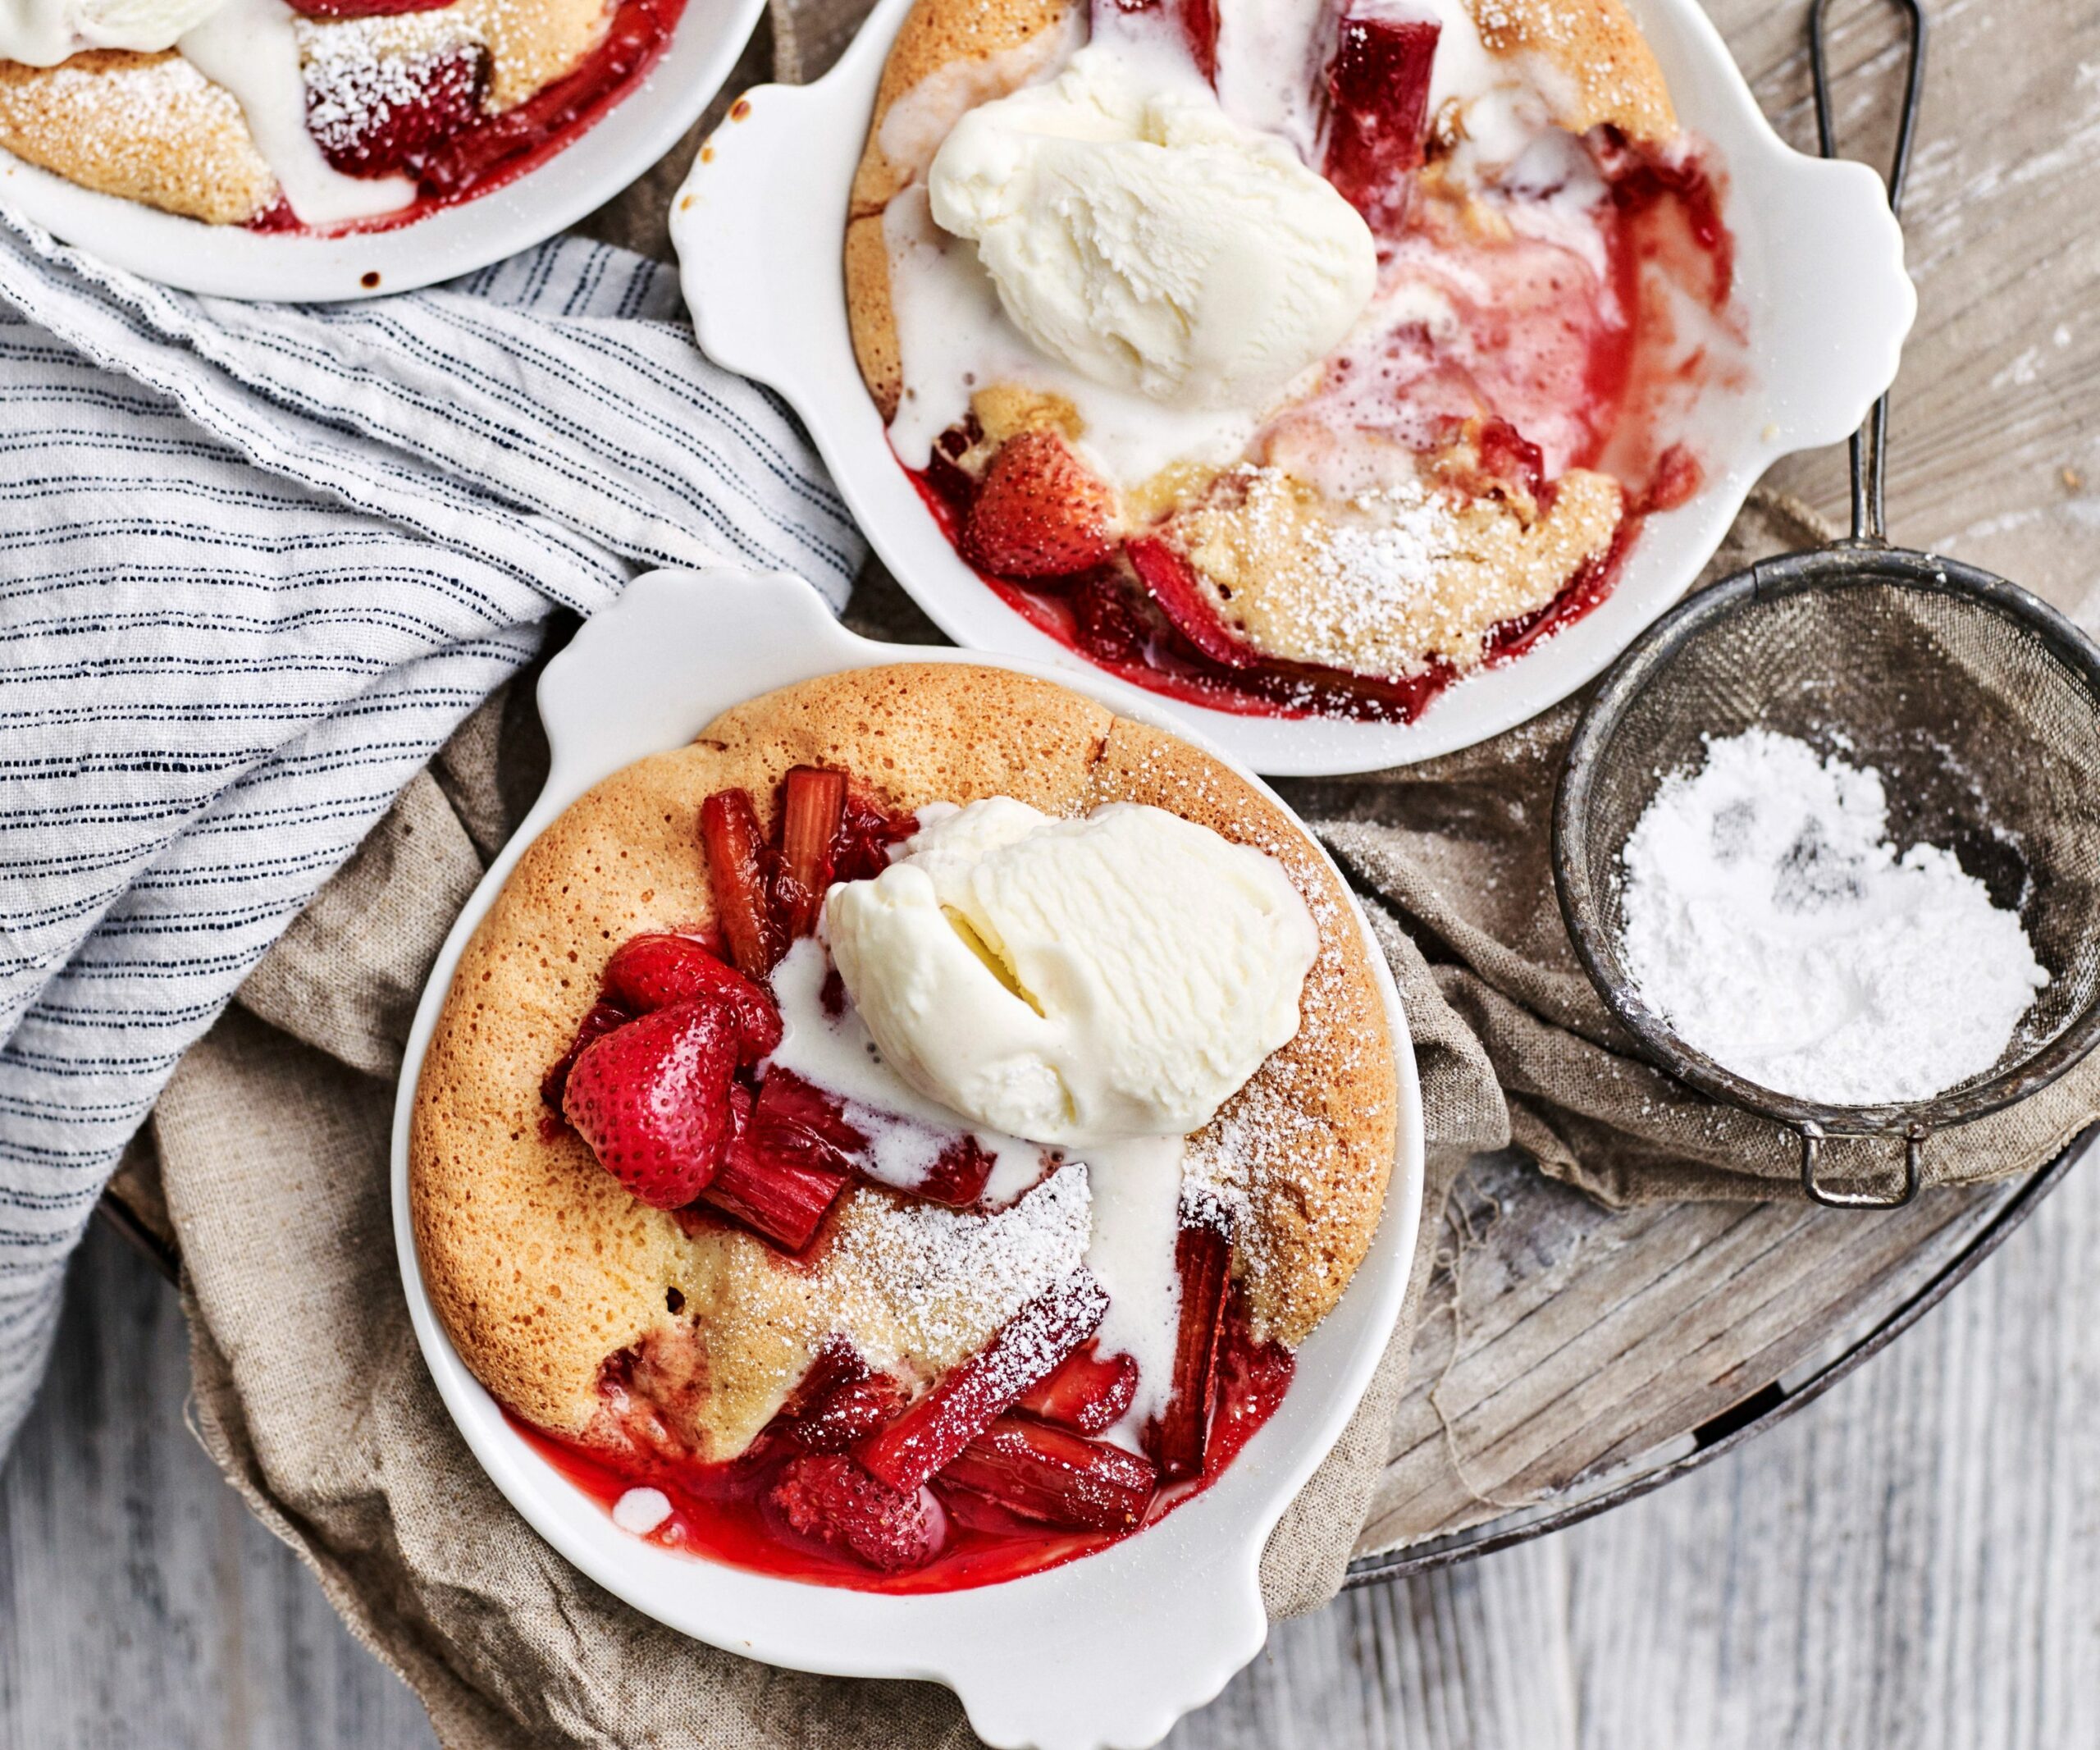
601,934,781,1060
775,765,848,938
1126,539,1260,669
1016,1341,1140,1435
1144,1213,1234,1483
738,1336,869,1469
797,1373,911,1453
1178,0,1217,81
942,1414,1157,1532
913,1136,998,1208
857,1274,1110,1493
701,789,786,976
753,1067,866,1158
541,998,632,1112
1321,11,1441,233
832,785,918,884
768,1454,948,1573
697,1110,850,1253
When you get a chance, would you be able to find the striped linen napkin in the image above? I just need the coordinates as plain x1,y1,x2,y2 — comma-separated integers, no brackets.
0,211,863,1451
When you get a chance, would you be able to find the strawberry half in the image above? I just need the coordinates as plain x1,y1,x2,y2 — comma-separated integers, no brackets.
562,1002,740,1209
768,1454,948,1573
701,788,787,977
1321,9,1442,234
941,1414,1157,1532
962,431,1117,579
857,1274,1109,1494
1126,537,1259,669
775,765,848,939
1015,1341,1139,1435
1144,1213,1234,1482
601,933,781,1061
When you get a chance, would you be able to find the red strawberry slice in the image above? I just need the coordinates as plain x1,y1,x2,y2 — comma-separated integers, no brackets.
697,1084,851,1251
562,1002,739,1209
307,46,489,180
941,1414,1157,1532
1016,1341,1140,1435
1321,10,1441,233
962,431,1117,580
767,1454,948,1572
1069,570,1156,666
755,1070,1015,1209
1125,538,1259,669
857,1274,1109,1493
1143,1213,1234,1482
701,788,787,977
541,998,632,1113
774,765,848,939
601,934,781,1061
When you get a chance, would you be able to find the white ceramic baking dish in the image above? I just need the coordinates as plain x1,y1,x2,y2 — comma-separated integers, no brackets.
671,0,1915,774
390,568,1426,1749
0,0,765,300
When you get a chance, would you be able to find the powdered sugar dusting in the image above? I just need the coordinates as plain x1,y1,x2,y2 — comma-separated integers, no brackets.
1620,729,2049,1105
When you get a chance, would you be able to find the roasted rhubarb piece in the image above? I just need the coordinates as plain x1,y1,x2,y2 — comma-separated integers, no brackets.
697,1085,851,1251
768,1454,948,1572
796,1372,912,1453
308,46,489,178
832,785,919,884
1126,538,1258,669
856,1274,1110,1492
1321,9,1441,233
941,1414,1157,1532
601,933,782,1059
700,788,786,976
962,431,1118,579
562,1002,740,1209
1093,0,1217,82
775,766,849,937
1144,1213,1234,1482
1015,1341,1140,1435
541,998,632,1111
754,1070,1007,1209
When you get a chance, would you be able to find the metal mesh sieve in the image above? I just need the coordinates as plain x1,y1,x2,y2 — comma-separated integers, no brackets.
1552,0,2100,1207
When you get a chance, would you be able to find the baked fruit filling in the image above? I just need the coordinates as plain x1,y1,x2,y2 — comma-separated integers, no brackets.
847,0,1742,720
523,759,1317,1586
0,0,681,231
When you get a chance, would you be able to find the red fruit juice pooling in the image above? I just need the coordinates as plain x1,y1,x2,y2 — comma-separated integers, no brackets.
905,151,1737,724
251,0,687,235
510,1292,1294,1594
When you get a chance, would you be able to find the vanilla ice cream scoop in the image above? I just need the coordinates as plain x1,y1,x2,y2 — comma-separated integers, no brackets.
0,0,227,62
823,798,1320,1147
926,43,1377,409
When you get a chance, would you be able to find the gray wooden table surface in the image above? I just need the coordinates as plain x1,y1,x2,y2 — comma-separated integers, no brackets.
6,0,2099,1740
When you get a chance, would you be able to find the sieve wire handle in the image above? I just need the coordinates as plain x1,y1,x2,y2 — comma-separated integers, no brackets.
1809,0,1928,546
1798,1121,1927,1209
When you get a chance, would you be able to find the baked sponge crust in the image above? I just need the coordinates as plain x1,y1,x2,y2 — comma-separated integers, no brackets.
410,664,1397,1460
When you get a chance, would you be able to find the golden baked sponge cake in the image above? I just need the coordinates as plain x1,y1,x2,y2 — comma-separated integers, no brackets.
0,0,664,231
411,663,1397,1587
843,0,1738,725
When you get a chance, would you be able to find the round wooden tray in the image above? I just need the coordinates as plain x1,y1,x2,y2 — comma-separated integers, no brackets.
1341,1131,2094,1582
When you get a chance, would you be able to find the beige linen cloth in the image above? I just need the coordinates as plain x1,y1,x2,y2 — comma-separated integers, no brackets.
134,7,2100,1745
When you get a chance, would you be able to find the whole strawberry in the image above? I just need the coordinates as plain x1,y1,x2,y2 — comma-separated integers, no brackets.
961,430,1118,579
601,933,782,1061
563,1002,739,1209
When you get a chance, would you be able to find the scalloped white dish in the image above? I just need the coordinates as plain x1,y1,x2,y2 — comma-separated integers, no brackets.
671,0,1915,775
0,0,765,301
390,569,1425,1750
